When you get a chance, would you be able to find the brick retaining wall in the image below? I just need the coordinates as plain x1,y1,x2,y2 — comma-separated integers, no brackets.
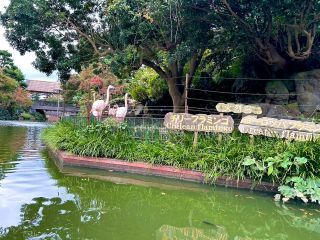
49,148,278,193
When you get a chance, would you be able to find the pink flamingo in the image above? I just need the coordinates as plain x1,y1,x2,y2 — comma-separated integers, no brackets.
108,104,118,117
115,93,129,121
91,85,115,121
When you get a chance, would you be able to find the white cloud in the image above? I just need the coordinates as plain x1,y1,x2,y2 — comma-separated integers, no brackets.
0,0,58,82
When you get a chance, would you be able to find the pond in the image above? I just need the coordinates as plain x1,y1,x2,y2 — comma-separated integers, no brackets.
0,121,320,240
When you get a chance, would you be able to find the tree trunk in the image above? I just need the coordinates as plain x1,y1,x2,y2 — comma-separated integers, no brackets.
256,40,287,75
266,43,287,73
167,77,185,113
142,52,203,113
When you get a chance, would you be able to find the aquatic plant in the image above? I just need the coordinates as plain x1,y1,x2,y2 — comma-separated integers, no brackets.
241,154,320,204
278,177,320,204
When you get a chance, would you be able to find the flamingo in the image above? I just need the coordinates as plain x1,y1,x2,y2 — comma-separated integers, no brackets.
115,93,129,121
91,85,115,121
108,104,118,117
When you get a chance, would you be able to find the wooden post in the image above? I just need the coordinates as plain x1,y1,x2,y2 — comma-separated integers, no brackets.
218,113,223,143
185,74,189,114
193,131,199,148
250,135,255,145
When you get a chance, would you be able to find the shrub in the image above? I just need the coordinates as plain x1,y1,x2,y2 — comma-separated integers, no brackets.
43,119,320,190
0,108,22,120
129,67,168,104
0,108,12,120
20,112,33,120
33,112,47,122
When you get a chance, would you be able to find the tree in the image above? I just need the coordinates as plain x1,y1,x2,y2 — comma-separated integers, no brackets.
0,50,25,86
103,0,212,112
208,0,320,77
0,51,30,114
1,0,212,112
0,68,18,107
1,0,108,82
0,50,14,68
0,68,31,109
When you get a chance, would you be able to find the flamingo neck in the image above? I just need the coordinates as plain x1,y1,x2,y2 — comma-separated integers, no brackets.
125,94,128,109
105,88,111,106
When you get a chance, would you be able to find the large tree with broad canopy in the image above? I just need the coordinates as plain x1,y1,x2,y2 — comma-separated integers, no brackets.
2,0,320,111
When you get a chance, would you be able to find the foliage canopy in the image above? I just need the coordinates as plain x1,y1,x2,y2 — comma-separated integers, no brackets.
2,0,320,111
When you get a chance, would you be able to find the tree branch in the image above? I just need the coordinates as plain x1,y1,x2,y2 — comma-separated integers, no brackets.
257,53,272,65
301,0,313,23
188,52,203,82
286,21,315,60
222,0,253,33
65,18,113,56
140,46,170,73
141,59,168,80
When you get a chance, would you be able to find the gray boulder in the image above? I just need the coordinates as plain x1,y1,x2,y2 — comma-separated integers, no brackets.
254,103,301,118
266,104,301,118
293,69,320,114
265,81,289,104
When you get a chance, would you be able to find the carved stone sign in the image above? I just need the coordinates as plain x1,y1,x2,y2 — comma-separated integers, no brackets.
216,103,262,115
164,113,234,133
239,115,320,141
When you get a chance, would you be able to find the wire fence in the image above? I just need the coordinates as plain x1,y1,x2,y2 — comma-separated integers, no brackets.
62,114,242,143
125,117,169,141
64,75,320,141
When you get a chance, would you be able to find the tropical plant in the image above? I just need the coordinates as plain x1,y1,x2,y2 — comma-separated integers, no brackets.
278,177,320,204
241,154,312,184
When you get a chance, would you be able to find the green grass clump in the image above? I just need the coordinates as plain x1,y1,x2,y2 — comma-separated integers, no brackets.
42,119,320,185
20,112,33,120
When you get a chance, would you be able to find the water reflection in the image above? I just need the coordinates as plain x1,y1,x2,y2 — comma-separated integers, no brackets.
0,197,81,239
0,124,73,230
42,154,320,240
156,225,228,240
0,122,320,240
0,126,26,183
0,126,26,157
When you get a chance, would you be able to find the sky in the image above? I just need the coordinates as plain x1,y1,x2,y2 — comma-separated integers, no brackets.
0,0,58,81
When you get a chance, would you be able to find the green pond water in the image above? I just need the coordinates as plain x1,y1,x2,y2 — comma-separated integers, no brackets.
1,121,320,240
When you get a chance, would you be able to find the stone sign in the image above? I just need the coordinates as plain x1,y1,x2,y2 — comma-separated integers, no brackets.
216,103,262,115
164,113,234,133
239,115,320,141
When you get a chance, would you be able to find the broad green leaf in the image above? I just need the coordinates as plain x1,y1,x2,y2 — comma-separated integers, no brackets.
280,161,292,169
267,165,274,176
242,157,256,166
294,157,308,165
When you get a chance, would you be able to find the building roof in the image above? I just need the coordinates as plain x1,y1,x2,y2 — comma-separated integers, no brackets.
26,80,62,94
